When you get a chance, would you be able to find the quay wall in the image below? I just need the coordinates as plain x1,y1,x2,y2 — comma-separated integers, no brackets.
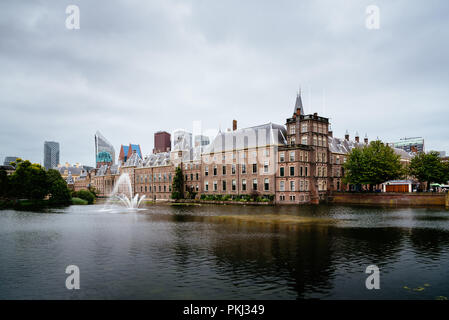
330,192,447,207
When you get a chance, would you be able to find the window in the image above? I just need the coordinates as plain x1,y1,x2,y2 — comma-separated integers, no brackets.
241,164,246,174
300,166,303,176
280,167,285,177
190,173,193,181
222,180,226,191
222,165,226,175
205,182,209,191
305,167,308,176
300,180,304,191
232,179,236,191
280,181,285,191
291,137,295,145
213,181,218,191
301,123,308,133
304,152,308,161
232,164,236,174
290,195,296,201
252,179,258,190
313,123,317,132
301,136,308,145
196,173,199,180
264,178,269,191
313,136,317,146
290,180,295,191
185,174,188,181
289,151,295,162
264,162,269,173
280,152,285,162
252,163,257,174
213,165,217,176
289,125,296,135
205,166,209,176
265,149,270,157
290,166,295,176
164,185,166,192
242,179,247,191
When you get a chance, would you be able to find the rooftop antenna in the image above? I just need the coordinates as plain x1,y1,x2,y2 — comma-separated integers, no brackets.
322,88,326,116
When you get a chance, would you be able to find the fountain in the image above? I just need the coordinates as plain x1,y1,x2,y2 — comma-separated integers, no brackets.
103,173,146,210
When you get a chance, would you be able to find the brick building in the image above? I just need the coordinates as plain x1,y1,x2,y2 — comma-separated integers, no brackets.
153,131,171,154
83,92,412,203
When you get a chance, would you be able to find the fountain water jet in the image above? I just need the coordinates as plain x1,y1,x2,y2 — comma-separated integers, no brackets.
103,173,146,210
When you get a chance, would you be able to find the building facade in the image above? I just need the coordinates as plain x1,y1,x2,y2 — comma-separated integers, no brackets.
95,131,115,168
83,92,413,203
44,141,60,170
153,131,171,154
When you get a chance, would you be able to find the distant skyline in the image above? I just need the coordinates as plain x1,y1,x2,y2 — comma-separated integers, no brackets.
1,0,448,166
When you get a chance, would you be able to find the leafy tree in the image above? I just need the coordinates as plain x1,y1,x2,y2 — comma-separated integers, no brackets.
9,160,49,200
72,189,95,204
343,140,403,190
409,151,447,190
0,169,9,198
171,166,184,200
46,169,72,204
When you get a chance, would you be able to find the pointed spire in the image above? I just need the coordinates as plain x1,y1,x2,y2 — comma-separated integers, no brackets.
293,89,304,116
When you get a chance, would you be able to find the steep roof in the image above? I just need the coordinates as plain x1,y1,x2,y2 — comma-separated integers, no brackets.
129,144,142,158
293,92,304,115
203,122,287,154
328,136,412,161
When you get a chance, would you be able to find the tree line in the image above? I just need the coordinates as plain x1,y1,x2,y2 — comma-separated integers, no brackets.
0,158,96,207
343,141,449,191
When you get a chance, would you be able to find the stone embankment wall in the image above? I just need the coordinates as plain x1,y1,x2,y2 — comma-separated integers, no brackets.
330,192,447,207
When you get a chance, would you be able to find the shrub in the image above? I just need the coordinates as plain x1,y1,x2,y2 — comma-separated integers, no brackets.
200,194,206,200
223,194,231,201
72,197,88,205
72,189,95,204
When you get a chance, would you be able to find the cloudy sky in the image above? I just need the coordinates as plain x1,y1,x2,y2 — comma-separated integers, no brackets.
1,0,448,166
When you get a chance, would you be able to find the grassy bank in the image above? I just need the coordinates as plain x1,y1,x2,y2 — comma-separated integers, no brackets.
0,199,71,210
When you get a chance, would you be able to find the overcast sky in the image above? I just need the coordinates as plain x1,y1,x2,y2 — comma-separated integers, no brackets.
1,0,448,166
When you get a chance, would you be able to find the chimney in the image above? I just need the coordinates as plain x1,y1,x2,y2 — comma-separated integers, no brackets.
232,119,237,131
355,132,360,143
345,130,349,141
313,112,318,118
364,134,368,144
296,108,301,116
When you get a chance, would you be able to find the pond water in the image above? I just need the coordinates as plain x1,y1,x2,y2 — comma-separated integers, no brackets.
1,204,449,300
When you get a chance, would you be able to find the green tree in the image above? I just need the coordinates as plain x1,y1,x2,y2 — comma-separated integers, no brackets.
46,169,72,204
9,160,49,200
409,151,446,190
72,189,95,204
343,140,403,190
171,166,184,200
0,169,10,198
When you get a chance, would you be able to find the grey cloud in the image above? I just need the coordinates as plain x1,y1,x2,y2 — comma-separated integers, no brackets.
0,0,448,165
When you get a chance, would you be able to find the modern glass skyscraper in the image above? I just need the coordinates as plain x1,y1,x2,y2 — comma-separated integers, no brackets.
95,131,115,167
44,141,60,169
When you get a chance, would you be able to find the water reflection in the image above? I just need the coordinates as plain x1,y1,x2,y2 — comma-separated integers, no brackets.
0,204,449,299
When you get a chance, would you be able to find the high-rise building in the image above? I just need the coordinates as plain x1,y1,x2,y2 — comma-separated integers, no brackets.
119,144,143,164
3,156,19,166
153,131,171,154
392,137,425,153
95,131,115,168
172,129,193,151
44,141,60,169
194,135,210,147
